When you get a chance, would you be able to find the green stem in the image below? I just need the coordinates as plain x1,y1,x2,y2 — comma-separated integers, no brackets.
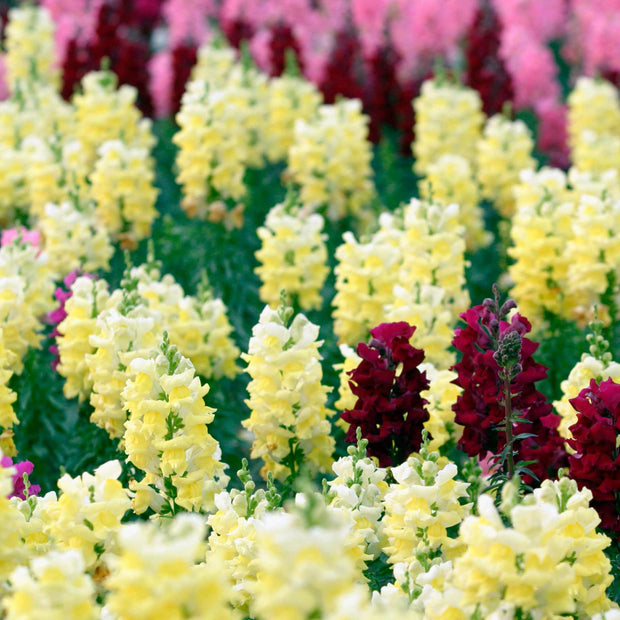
504,374,515,479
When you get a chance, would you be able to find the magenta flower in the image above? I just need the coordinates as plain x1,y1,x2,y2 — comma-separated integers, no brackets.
1,457,40,499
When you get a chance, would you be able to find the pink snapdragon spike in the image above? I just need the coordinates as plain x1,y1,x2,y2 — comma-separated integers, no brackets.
351,0,392,60
492,0,566,44
1,457,40,500
163,0,217,48
149,50,174,118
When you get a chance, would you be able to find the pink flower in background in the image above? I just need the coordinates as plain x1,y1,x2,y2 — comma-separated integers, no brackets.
162,0,217,47
492,0,566,43
351,0,394,59
249,29,273,73
499,27,560,110
149,50,173,118
1,457,40,500
1,228,42,249
0,55,8,102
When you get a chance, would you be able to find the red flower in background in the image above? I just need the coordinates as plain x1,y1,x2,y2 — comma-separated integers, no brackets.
568,378,620,532
341,322,430,467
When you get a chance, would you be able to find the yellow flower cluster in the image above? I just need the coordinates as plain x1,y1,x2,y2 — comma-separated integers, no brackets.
3,550,98,620
508,168,577,322
419,154,490,251
73,70,154,168
264,75,322,163
476,114,536,217
89,139,159,243
334,344,361,417
453,478,614,618
255,198,329,311
122,338,229,515
41,460,131,570
191,43,238,86
4,5,60,94
565,194,620,321
568,77,620,174
383,450,470,567
248,493,365,620
104,514,239,620
419,363,462,451
174,78,251,224
37,202,113,277
333,221,403,345
412,78,483,176
288,99,375,220
56,277,111,402
0,456,29,587
242,305,334,480
0,336,18,455
168,293,241,380
509,168,620,324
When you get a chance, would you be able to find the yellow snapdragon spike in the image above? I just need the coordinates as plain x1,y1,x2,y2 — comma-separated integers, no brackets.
105,515,239,620
476,114,536,218
38,202,113,277
453,479,614,618
41,460,131,570
3,550,98,620
412,78,483,177
264,75,322,164
89,139,159,243
288,99,375,220
248,494,365,620
255,200,329,311
121,338,229,515
4,6,60,95
242,305,334,481
87,305,160,439
56,278,111,402
419,153,491,250
73,71,154,168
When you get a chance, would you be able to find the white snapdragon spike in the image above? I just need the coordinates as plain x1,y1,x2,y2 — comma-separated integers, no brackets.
122,341,229,515
207,483,273,611
255,200,329,311
3,550,98,620
104,514,239,620
568,167,620,202
412,78,484,176
249,493,366,620
288,99,375,220
38,201,113,276
476,114,536,217
451,478,614,618
242,305,334,481
41,460,131,570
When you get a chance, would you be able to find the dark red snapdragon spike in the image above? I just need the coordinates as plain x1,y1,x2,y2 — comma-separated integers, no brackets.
568,378,620,531
268,22,304,77
170,43,198,116
341,322,430,467
451,302,567,484
463,3,513,117
319,28,365,105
